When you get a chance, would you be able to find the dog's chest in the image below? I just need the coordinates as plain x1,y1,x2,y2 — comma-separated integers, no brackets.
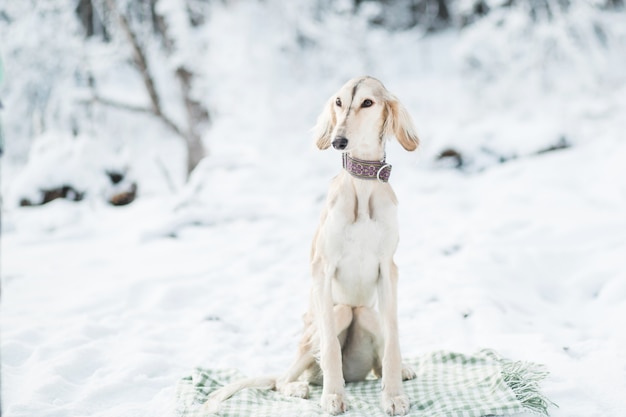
330,218,393,307
323,183,399,306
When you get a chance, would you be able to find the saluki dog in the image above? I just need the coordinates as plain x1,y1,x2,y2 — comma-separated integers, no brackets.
205,76,420,415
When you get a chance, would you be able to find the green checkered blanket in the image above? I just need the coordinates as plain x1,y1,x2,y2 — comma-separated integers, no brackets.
176,350,554,417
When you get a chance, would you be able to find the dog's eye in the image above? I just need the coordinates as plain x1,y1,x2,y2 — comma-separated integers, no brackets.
361,99,374,108
335,98,342,107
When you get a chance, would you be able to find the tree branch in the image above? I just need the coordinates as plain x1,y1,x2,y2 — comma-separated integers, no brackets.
102,0,163,117
85,93,184,137
86,94,152,114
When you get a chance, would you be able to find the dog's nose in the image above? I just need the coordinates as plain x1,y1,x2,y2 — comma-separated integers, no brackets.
332,136,348,150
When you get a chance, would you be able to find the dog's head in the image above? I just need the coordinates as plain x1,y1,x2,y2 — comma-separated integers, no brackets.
313,76,419,157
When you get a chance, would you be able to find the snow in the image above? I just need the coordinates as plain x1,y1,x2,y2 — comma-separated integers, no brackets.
2,3,626,417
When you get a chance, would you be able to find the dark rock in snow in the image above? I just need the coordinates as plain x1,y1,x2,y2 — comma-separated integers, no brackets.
536,136,571,155
109,183,137,206
437,148,464,168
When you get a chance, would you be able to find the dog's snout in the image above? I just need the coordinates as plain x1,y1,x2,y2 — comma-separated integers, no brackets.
332,136,348,150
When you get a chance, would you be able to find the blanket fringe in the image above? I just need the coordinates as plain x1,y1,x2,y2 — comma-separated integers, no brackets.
483,349,556,416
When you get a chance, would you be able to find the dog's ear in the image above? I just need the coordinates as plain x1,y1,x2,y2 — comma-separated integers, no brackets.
383,97,419,151
313,96,337,150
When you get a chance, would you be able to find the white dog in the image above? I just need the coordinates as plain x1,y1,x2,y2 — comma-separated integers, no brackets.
206,76,420,415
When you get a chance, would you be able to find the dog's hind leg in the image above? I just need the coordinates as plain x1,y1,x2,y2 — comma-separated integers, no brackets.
277,353,314,399
277,311,317,398
278,305,353,400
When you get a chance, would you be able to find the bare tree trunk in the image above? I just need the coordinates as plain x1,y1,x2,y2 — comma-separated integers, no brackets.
76,0,110,40
76,0,95,37
152,4,210,174
101,0,208,176
176,67,209,174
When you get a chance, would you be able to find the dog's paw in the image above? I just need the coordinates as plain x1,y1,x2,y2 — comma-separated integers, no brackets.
279,381,310,398
402,364,417,381
381,392,411,416
321,392,347,415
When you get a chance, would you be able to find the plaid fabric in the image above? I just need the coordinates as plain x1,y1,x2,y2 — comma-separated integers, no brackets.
176,350,553,417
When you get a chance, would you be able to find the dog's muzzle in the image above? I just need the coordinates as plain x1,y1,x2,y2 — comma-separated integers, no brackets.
332,136,348,150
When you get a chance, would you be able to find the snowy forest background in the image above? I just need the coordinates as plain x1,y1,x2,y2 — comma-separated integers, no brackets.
2,0,625,202
2,1,626,417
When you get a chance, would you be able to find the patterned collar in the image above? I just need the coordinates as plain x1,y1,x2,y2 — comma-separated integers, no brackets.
342,153,392,183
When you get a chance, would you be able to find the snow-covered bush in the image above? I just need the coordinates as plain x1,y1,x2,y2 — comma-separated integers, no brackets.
7,132,136,207
456,0,626,91
0,1,86,160
0,0,210,200
430,0,626,171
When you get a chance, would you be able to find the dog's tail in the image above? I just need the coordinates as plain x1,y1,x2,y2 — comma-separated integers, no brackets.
203,377,277,411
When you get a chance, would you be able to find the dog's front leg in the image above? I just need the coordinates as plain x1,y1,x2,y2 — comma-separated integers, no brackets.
312,259,347,415
378,261,410,416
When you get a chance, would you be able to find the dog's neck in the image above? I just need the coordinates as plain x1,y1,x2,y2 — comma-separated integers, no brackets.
342,152,392,183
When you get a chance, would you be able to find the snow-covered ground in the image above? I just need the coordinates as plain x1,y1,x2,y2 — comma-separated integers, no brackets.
3,3,626,417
